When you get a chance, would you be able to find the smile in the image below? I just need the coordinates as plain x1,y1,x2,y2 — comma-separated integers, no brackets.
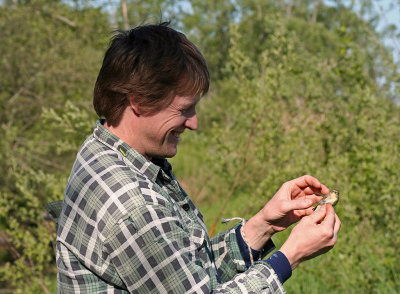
171,131,183,139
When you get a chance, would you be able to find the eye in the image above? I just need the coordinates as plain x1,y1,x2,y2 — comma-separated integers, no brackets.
181,106,196,116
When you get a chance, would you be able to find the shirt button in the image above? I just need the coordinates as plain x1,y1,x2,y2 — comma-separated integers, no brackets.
182,204,190,211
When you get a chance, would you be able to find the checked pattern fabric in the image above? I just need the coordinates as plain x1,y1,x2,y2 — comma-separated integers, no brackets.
53,119,285,293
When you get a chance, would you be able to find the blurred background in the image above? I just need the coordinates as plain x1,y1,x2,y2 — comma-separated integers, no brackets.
0,0,399,293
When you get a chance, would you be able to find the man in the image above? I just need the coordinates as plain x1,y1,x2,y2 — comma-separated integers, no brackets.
49,22,340,293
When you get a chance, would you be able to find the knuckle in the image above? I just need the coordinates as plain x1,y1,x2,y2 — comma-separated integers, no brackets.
329,238,337,247
321,228,334,239
303,174,312,180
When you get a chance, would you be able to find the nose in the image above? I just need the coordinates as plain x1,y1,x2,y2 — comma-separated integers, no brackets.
184,113,198,130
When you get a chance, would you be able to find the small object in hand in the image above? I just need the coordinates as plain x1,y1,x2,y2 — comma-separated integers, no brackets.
313,190,339,212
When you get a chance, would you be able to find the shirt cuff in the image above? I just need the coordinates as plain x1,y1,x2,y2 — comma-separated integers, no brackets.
235,224,276,268
265,251,292,284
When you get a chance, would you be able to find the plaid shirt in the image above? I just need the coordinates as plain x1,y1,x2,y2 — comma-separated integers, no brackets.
52,120,285,293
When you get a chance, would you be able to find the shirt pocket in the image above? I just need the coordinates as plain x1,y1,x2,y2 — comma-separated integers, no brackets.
186,221,210,265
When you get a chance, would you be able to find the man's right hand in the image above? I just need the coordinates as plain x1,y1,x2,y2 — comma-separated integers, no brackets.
279,204,341,270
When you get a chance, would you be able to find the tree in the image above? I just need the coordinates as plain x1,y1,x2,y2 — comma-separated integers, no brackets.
1,0,399,292
172,1,400,292
0,1,109,291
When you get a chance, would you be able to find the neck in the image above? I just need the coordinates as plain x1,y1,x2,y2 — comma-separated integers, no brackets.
104,108,150,160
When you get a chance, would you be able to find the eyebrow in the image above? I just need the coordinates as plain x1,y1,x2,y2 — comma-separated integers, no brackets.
176,96,201,108
177,102,196,108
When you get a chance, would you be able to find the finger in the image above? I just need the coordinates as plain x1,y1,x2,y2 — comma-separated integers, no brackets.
318,184,330,195
292,186,323,198
302,187,316,195
283,198,315,212
292,192,323,205
294,175,322,190
320,204,336,227
293,207,315,218
303,185,330,195
333,214,341,238
293,175,330,196
308,204,328,223
308,194,323,204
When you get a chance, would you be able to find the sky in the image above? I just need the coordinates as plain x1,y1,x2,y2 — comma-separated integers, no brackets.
97,0,400,62
4,0,398,62
374,0,400,62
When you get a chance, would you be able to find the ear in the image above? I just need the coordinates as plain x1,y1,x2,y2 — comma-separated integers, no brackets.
128,95,141,116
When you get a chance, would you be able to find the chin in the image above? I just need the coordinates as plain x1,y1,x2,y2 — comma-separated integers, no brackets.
150,148,177,159
165,151,177,158
165,147,178,158
154,143,178,159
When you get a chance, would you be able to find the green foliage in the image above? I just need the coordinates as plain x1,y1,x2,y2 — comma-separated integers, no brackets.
173,2,400,292
0,1,108,291
1,0,400,292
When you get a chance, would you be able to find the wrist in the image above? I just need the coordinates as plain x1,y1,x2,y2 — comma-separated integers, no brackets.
279,241,301,270
243,213,275,250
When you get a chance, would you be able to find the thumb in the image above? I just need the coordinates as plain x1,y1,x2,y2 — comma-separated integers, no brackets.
308,204,328,223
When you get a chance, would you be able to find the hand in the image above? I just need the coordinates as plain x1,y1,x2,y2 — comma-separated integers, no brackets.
244,175,328,249
280,204,341,270
260,175,329,232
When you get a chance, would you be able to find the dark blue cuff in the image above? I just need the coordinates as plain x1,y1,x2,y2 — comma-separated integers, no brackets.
265,251,292,284
235,225,276,268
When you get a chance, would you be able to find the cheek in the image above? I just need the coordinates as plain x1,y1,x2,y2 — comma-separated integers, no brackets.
152,115,186,137
154,123,176,139
164,116,187,129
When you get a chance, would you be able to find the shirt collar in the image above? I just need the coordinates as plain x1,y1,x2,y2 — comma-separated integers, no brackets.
93,119,171,182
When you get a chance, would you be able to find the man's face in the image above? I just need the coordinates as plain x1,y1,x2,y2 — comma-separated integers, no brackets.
137,95,200,159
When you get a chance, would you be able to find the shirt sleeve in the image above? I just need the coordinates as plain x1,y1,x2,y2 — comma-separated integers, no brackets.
104,203,286,294
235,225,292,284
235,224,276,267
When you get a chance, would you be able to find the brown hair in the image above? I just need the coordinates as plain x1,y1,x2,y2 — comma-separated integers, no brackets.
93,22,210,126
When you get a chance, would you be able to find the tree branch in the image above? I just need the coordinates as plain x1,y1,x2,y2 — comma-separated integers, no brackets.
36,9,77,28
51,13,77,28
209,106,265,237
121,0,129,30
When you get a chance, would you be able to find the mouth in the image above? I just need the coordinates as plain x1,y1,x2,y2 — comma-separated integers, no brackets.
171,130,183,140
